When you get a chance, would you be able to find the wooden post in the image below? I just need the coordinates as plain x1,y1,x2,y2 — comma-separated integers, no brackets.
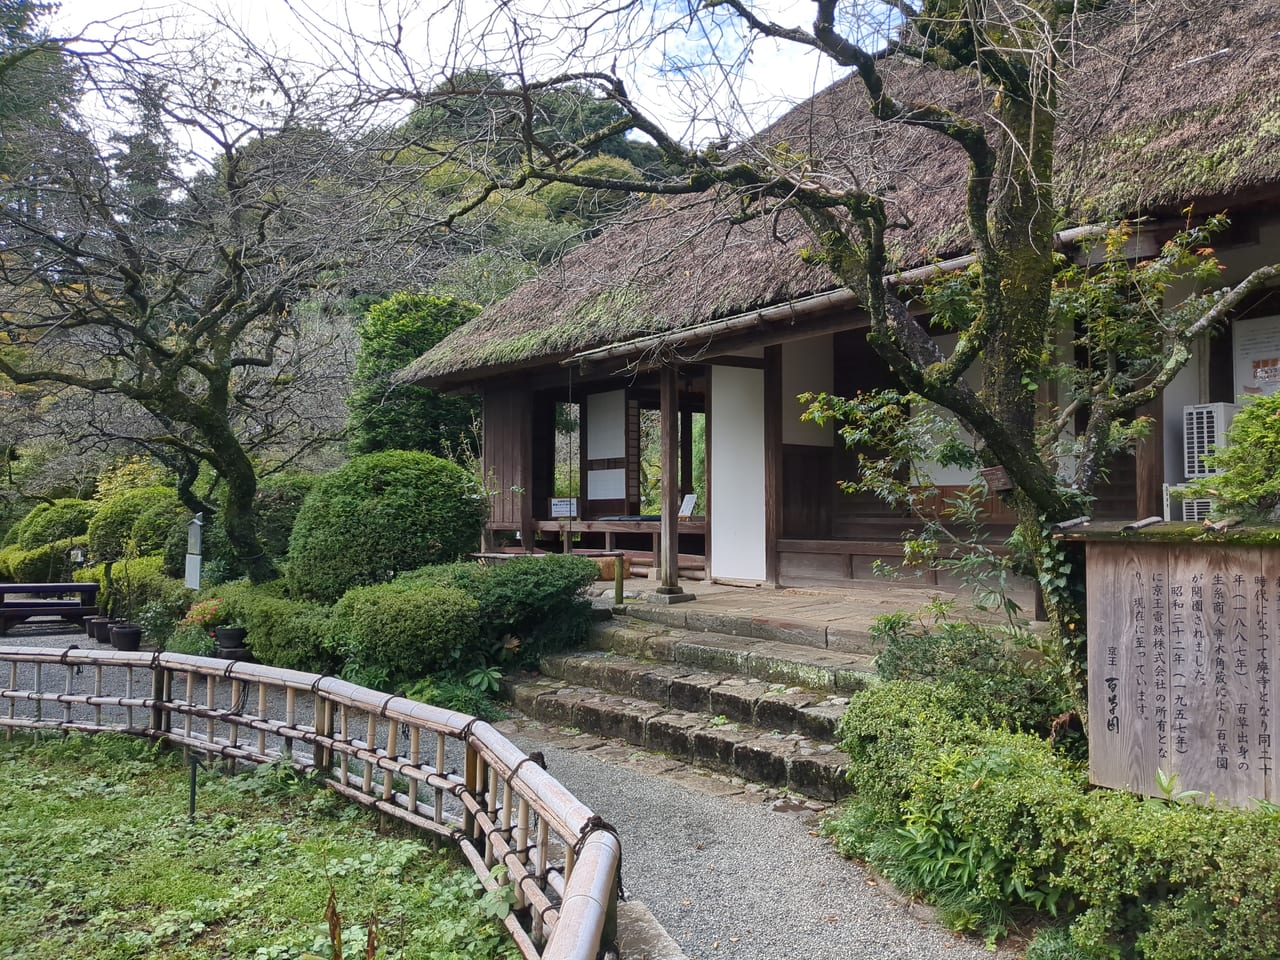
763,346,782,586
658,366,682,595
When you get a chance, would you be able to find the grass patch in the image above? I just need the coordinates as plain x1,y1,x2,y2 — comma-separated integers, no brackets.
0,733,518,960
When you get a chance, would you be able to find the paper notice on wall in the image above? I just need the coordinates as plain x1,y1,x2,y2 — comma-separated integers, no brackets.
1234,315,1280,398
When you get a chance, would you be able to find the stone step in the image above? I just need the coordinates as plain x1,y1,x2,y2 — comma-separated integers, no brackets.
612,603,880,656
504,675,850,800
540,650,851,740
591,617,877,694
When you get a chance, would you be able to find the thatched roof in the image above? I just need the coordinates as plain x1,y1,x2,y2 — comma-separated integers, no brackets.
408,0,1280,387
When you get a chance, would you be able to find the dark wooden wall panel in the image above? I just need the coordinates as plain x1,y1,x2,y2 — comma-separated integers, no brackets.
483,384,531,529
782,445,833,538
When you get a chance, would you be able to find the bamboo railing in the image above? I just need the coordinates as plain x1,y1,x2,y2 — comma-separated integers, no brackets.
0,646,620,960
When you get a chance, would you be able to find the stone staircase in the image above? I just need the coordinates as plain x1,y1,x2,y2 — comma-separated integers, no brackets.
503,604,883,800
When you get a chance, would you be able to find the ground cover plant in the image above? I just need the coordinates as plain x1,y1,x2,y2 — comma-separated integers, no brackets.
0,733,518,960
827,676,1280,959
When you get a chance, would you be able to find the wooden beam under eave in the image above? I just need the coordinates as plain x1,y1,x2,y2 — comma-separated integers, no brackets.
658,366,682,594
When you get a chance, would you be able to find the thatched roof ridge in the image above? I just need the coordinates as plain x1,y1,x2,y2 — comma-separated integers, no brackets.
408,0,1280,386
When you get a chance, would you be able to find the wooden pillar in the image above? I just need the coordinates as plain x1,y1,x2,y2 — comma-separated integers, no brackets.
763,346,782,585
679,407,694,497
1135,395,1165,519
658,366,682,594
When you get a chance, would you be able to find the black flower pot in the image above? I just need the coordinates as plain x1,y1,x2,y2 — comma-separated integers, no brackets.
92,617,116,645
110,623,142,652
86,616,108,642
214,626,248,651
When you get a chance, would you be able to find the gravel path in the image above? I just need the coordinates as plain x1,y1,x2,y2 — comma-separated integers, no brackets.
4,623,1011,960
497,721,1012,960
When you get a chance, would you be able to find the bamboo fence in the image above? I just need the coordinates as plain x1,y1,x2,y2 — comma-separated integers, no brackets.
0,646,620,960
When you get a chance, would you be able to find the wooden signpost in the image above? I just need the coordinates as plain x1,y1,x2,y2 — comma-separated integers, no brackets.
1075,525,1279,807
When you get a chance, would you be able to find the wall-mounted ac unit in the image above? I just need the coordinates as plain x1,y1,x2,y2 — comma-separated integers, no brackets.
1163,484,1215,523
1183,403,1239,479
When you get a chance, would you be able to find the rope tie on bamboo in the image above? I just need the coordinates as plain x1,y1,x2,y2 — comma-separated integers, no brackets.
222,662,238,679
149,651,163,671
309,676,324,693
509,751,547,781
60,646,82,676
377,693,397,717
571,815,626,902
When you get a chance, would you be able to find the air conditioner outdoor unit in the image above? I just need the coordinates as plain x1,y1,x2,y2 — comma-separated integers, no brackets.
1183,403,1239,479
1163,483,1215,523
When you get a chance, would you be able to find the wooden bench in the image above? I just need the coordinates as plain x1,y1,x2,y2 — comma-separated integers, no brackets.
0,582,101,635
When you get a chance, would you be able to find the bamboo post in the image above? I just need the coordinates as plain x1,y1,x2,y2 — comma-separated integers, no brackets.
62,660,73,726
284,687,296,757
463,741,479,840
407,726,420,814
434,732,446,827
184,671,195,742
314,695,333,773
339,704,350,785
33,663,41,724
228,678,242,756
94,665,103,730
7,661,17,738
150,664,165,733
205,675,216,750
363,712,376,794
614,550,624,606
257,684,268,759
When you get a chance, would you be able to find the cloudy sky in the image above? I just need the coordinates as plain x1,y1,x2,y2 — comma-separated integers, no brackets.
50,0,855,143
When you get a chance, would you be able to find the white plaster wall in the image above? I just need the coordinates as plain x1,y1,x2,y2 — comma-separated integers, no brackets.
1161,223,1280,483
781,335,834,446
586,390,626,460
918,333,984,487
710,366,766,581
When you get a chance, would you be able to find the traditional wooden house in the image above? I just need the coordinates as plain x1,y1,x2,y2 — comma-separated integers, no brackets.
404,1,1280,597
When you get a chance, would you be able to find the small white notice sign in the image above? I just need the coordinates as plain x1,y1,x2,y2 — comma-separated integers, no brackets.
550,497,578,518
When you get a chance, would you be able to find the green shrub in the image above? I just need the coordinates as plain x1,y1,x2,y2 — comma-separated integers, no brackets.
198,580,337,672
0,543,24,580
287,451,486,603
74,554,190,619
331,581,480,687
398,554,599,667
130,500,185,555
12,498,98,550
871,612,1070,732
254,473,319,561
831,680,1280,956
402,676,505,722
1183,391,1280,519
6,536,88,583
87,486,177,562
165,622,216,656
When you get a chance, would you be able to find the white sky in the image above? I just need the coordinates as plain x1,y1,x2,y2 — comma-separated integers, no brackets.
51,0,852,144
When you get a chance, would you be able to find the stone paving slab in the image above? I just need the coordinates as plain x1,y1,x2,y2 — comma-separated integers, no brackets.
504,674,851,799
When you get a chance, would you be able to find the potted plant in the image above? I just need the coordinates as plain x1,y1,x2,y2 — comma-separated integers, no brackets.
177,597,248,658
108,541,144,651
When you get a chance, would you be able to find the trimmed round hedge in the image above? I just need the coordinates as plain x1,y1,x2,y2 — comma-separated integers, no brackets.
13,499,98,550
332,581,480,685
87,486,178,562
287,451,486,603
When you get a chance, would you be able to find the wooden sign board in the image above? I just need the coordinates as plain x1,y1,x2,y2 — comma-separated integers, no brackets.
1087,540,1278,807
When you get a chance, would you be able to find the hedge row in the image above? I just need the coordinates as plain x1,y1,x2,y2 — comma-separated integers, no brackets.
829,680,1280,959
199,554,599,689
